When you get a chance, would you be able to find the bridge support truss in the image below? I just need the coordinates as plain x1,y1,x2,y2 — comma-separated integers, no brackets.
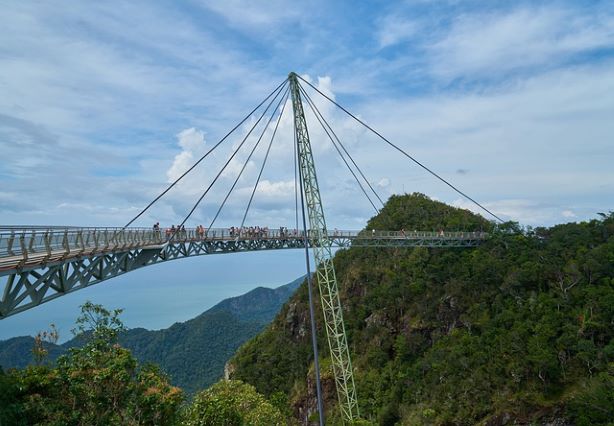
289,72,359,421
0,227,485,319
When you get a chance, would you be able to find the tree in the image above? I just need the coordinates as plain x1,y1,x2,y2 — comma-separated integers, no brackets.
0,367,23,425
183,380,286,425
11,301,184,425
32,323,59,366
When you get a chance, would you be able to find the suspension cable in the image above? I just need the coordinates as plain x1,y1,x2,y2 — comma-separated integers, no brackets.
296,75,504,223
169,80,288,240
123,78,288,229
208,87,290,230
299,85,385,207
240,91,290,229
299,85,380,214
299,85,384,213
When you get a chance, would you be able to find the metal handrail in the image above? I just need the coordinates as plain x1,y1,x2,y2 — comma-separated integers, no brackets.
0,226,488,259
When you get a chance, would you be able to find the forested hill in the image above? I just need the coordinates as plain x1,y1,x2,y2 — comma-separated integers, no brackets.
229,193,614,425
0,277,303,395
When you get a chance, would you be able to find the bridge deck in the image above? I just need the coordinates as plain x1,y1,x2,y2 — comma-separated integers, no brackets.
0,227,487,274
0,227,487,318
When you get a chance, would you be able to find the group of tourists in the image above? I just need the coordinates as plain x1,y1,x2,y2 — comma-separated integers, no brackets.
278,227,300,238
229,226,268,238
166,224,186,237
149,222,479,243
152,223,187,238
151,222,310,241
228,226,300,239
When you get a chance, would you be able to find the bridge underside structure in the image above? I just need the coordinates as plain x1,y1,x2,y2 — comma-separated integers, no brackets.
0,227,486,318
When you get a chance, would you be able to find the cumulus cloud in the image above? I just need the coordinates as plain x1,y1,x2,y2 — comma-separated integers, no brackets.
430,6,614,79
358,61,614,226
153,74,391,227
1,2,612,231
166,128,208,182
253,179,295,201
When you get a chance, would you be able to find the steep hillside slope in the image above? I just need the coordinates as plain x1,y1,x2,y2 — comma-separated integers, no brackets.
229,194,614,425
0,277,303,394
121,277,303,394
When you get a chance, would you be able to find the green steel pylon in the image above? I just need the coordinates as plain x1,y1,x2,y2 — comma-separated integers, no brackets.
289,72,359,422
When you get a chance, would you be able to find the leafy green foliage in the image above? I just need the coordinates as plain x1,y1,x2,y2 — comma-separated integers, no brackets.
230,194,614,424
0,282,304,425
0,366,23,425
566,362,614,426
182,380,286,425
0,302,183,425
0,280,301,395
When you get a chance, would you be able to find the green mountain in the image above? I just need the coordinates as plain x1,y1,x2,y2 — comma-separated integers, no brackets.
228,194,614,425
0,276,303,395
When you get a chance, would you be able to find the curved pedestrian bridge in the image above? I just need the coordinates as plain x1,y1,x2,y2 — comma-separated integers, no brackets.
0,226,487,318
0,226,487,274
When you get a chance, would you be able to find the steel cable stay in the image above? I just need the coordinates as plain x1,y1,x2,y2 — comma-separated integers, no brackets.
298,85,382,214
207,88,290,231
168,80,289,242
299,84,385,208
300,87,379,214
123,78,289,229
240,91,290,230
0,69,491,360
296,75,505,223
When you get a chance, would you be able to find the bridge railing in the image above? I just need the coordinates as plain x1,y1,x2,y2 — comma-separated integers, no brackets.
0,227,162,259
0,227,488,262
347,230,488,239
0,227,307,259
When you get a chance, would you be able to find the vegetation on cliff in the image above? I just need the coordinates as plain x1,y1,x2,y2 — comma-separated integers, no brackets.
230,193,614,425
1,194,612,425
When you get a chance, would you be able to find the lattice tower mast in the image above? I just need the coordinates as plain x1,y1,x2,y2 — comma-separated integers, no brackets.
288,72,359,422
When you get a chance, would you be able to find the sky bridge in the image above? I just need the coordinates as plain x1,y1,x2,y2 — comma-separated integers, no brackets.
0,73,502,424
0,226,486,318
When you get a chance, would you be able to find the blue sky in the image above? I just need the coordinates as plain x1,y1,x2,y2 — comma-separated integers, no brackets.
1,0,613,340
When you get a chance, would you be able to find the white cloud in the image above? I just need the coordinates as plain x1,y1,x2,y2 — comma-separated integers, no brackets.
253,179,295,200
377,15,420,48
357,62,614,226
451,198,545,225
430,6,614,79
199,0,302,28
0,2,612,231
167,128,208,182
0,1,280,139
377,178,390,188
562,210,576,218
